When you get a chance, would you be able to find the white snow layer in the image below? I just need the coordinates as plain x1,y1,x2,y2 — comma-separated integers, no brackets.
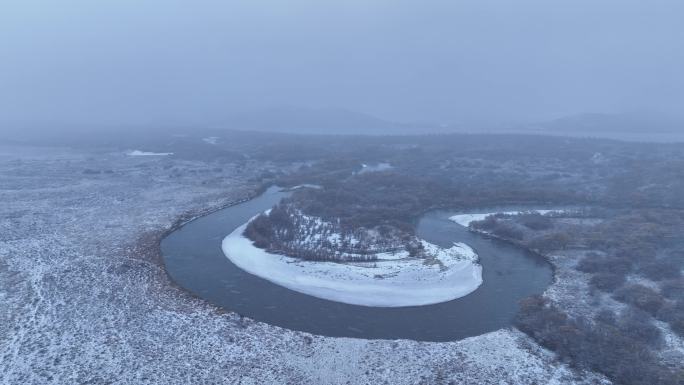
127,150,174,156
222,221,482,307
449,210,563,227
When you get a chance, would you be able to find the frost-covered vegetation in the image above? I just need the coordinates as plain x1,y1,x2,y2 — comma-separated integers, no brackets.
5,130,684,384
470,210,684,385
245,203,415,261
255,132,684,384
0,139,611,385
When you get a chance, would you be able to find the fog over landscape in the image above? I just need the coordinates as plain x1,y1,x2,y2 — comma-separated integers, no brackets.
3,2,684,385
2,0,683,137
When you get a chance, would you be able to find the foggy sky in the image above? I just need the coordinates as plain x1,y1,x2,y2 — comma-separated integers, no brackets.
1,0,683,130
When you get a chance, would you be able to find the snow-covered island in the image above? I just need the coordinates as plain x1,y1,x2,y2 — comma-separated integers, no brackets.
222,213,482,307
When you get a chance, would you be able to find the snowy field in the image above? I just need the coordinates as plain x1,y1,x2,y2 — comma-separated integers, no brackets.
0,144,608,384
223,219,482,307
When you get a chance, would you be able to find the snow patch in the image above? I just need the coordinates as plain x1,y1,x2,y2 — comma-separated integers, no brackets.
449,210,565,227
127,150,173,156
288,184,323,190
357,162,393,174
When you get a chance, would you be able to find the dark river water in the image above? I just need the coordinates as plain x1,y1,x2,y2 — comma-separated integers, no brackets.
161,186,553,341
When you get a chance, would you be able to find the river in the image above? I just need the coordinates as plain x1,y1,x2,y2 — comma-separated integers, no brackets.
161,186,552,341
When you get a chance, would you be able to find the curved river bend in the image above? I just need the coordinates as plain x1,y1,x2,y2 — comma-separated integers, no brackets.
161,187,552,341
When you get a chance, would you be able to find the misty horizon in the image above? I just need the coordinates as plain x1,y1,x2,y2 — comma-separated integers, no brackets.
2,0,684,133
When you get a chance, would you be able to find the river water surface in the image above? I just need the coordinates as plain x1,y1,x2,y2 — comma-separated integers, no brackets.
161,186,553,341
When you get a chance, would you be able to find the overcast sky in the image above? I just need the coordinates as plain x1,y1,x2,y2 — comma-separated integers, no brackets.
1,0,683,130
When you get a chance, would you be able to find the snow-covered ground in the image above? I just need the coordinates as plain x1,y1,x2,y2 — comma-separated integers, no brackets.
223,218,482,307
126,149,174,156
356,162,393,174
0,144,608,385
449,210,564,227
287,183,323,190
